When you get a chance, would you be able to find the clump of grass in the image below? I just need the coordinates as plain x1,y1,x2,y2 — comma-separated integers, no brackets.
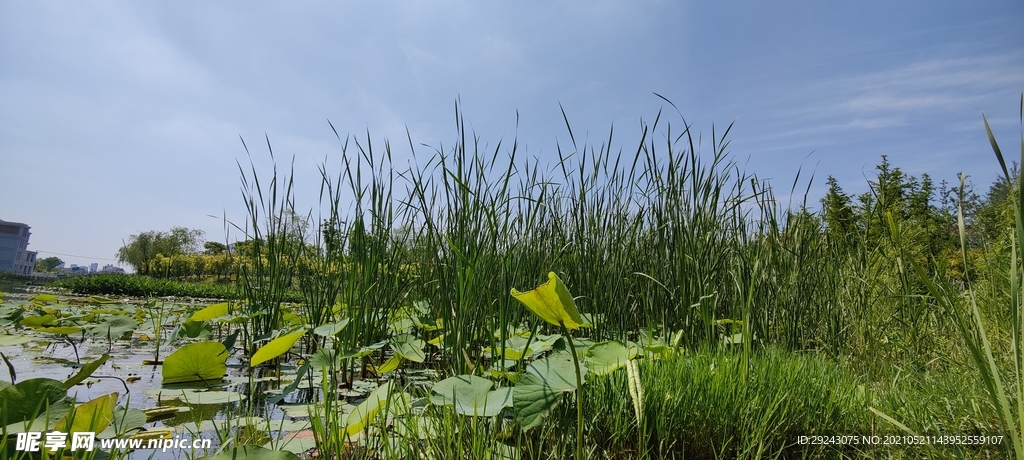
236,139,304,340
583,348,868,459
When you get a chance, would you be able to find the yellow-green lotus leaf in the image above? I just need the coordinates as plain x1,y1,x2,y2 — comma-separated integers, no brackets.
370,355,404,376
510,272,589,330
162,342,228,384
55,392,117,434
345,380,396,436
250,330,306,367
189,302,230,322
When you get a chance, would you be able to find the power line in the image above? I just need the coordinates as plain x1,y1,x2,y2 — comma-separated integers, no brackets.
33,250,120,262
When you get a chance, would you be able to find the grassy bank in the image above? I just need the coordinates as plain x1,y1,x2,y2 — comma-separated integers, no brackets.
49,273,301,302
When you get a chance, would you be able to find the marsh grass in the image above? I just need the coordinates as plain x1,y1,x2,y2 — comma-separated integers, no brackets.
903,95,1024,459
580,348,867,459
230,98,1023,459
236,138,304,344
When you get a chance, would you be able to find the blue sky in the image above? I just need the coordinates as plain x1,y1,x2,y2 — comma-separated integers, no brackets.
2,1,1022,269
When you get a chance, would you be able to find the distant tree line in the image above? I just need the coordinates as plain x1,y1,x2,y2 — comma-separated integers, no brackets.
820,155,1014,285
117,227,239,281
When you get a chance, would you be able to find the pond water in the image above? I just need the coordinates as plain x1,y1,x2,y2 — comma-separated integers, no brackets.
0,292,323,459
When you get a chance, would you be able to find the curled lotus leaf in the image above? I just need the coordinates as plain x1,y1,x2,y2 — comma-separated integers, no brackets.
510,272,589,330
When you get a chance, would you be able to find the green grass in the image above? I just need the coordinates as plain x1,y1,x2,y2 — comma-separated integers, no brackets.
71,96,1016,460
51,273,235,299
583,348,868,459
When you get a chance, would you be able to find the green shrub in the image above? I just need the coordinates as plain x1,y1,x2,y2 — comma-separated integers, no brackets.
48,274,306,301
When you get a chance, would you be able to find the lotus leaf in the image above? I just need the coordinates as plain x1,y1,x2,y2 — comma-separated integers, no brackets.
0,334,33,346
145,388,246,404
267,434,317,454
583,340,636,376
513,352,586,430
89,315,140,338
64,354,109,388
309,348,338,368
162,342,228,384
29,294,58,304
189,302,230,322
95,406,149,438
251,330,306,367
346,380,397,436
312,319,350,337
431,374,513,417
391,333,426,363
34,326,84,335
19,315,57,328
371,355,404,376
178,321,213,339
510,272,589,329
0,377,68,426
55,392,117,434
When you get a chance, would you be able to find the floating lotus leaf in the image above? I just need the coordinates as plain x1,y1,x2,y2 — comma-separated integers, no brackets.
251,330,306,367
0,334,33,346
162,342,227,385
19,315,57,328
87,296,116,304
510,272,589,329
34,326,84,335
269,418,312,432
503,335,556,361
145,388,246,404
431,375,513,417
266,434,317,455
29,294,59,305
89,315,140,338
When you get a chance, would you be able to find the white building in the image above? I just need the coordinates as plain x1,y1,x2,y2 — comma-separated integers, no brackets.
90,262,99,272
0,219,36,275
101,264,126,274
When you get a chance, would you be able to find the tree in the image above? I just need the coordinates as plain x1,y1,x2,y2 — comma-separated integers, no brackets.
118,231,158,275
117,227,205,276
34,256,63,273
204,241,227,255
821,176,858,249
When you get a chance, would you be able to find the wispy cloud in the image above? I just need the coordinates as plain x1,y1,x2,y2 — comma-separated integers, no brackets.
794,53,1022,122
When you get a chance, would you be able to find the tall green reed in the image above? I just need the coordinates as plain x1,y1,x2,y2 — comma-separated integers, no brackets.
236,136,302,343
910,95,1024,458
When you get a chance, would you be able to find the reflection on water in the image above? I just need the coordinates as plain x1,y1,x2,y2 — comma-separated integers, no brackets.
0,292,318,459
